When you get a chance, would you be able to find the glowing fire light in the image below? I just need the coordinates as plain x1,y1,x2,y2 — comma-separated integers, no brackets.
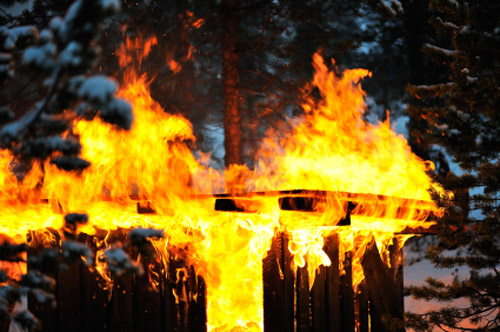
0,37,444,332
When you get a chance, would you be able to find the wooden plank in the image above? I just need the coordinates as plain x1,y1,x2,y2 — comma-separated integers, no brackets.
324,234,341,332
390,238,404,306
340,251,354,332
77,234,109,332
212,190,439,225
361,241,404,332
311,265,326,332
296,264,310,332
176,267,189,332
188,268,207,332
133,268,162,332
56,257,82,332
358,283,369,332
263,233,285,332
80,264,109,332
110,274,134,332
282,234,295,332
27,231,58,332
164,249,201,332
163,254,180,332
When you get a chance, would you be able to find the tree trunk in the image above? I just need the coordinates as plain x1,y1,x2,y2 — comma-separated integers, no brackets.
402,0,432,160
221,0,243,171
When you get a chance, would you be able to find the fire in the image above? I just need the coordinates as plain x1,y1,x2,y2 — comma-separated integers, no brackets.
0,36,444,332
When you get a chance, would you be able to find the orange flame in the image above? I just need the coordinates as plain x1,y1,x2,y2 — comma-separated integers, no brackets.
0,37,445,331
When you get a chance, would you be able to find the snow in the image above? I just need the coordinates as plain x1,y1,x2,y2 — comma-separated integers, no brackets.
30,288,55,307
423,43,458,58
378,0,404,17
129,227,164,244
0,284,19,313
26,136,81,155
436,17,459,30
392,115,409,138
11,310,39,331
64,213,88,225
102,246,143,277
0,52,11,62
51,156,91,171
100,97,133,130
2,26,37,50
466,76,478,84
99,0,121,13
48,17,63,32
20,271,55,290
58,41,82,67
57,0,82,42
38,29,53,43
23,43,57,70
61,240,93,265
77,75,117,103
0,108,39,145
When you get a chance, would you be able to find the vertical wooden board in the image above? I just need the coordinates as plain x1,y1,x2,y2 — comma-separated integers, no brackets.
324,234,340,332
110,274,134,332
175,267,189,332
78,234,109,332
263,233,285,332
282,234,295,332
311,265,326,332
164,252,193,332
27,233,58,332
296,265,310,332
370,301,384,332
56,260,82,332
340,251,354,332
188,272,207,332
163,258,178,332
80,264,109,332
133,271,161,332
357,283,369,332
390,238,404,313
361,241,404,332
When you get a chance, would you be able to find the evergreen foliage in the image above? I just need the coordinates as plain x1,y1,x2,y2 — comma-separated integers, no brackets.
406,0,500,330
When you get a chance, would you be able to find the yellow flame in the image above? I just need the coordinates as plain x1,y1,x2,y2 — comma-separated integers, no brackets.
0,38,445,331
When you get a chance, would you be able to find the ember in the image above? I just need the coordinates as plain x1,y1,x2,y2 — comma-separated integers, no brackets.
0,33,445,332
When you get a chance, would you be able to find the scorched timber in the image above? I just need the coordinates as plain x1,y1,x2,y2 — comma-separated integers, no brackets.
212,190,439,233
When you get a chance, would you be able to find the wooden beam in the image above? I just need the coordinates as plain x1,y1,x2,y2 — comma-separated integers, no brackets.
324,234,341,332
340,251,355,332
213,190,438,231
296,264,310,332
361,241,404,332
263,233,286,332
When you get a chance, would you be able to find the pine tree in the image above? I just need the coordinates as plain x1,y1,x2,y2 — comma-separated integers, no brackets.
0,0,138,329
406,0,500,330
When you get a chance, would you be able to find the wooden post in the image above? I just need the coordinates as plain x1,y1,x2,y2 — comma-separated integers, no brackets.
263,232,286,332
133,261,162,332
27,231,59,332
311,265,326,332
187,266,207,332
324,234,341,332
263,233,295,332
357,282,369,332
361,240,404,332
340,251,355,332
296,264,310,332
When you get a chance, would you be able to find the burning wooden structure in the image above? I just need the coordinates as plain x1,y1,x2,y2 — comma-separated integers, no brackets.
6,190,437,332
1,38,446,332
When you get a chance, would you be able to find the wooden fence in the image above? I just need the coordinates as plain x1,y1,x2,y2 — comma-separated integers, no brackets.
19,230,405,332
